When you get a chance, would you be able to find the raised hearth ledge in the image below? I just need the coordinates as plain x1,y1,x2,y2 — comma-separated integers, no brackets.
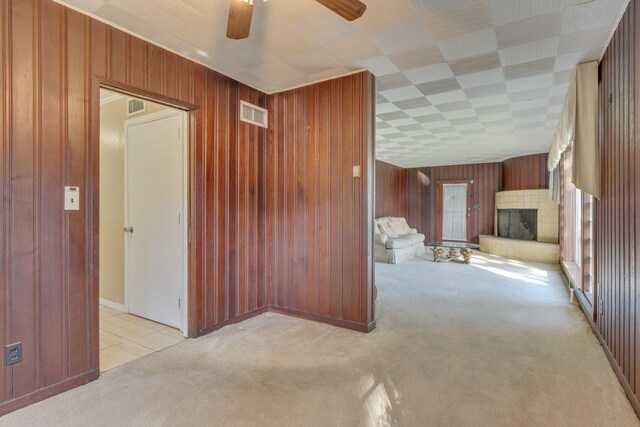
479,235,560,264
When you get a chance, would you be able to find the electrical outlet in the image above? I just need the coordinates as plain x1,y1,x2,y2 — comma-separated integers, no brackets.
5,343,22,366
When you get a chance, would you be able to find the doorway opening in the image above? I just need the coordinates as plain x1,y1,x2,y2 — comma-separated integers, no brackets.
438,180,472,242
99,88,187,372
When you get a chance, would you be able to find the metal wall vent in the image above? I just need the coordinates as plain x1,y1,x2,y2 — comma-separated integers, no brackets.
240,100,268,128
127,98,146,117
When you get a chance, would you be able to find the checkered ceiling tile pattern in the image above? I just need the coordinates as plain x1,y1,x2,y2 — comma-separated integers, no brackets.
58,0,628,167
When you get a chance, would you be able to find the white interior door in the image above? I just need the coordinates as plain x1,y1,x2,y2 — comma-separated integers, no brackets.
442,183,467,241
125,111,185,330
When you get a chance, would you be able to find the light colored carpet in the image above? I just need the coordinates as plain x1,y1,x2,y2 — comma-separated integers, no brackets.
2,252,638,426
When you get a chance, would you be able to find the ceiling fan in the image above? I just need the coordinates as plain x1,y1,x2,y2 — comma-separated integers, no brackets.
226,0,367,39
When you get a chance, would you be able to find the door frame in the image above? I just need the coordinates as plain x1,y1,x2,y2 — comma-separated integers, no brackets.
123,109,189,335
437,179,473,242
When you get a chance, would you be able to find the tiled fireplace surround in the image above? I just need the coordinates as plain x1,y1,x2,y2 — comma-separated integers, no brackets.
480,190,560,263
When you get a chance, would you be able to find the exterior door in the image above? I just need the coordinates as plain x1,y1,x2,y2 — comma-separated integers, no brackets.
125,111,185,329
438,181,471,242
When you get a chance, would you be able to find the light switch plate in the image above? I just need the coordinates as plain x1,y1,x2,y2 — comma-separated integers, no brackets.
64,186,80,211
352,166,361,179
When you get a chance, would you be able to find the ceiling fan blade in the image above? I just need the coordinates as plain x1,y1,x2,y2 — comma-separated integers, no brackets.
227,0,254,40
315,0,367,21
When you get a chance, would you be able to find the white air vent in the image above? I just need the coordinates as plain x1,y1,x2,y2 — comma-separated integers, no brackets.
240,100,268,128
127,98,146,117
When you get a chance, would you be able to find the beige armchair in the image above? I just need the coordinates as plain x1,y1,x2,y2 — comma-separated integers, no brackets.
374,217,425,264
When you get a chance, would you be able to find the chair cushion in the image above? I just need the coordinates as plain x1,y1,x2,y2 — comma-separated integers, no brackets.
384,233,425,249
378,221,398,238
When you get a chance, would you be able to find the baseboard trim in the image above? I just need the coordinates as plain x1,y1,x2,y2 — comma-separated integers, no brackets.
0,369,100,417
560,264,640,419
99,298,127,313
195,306,269,337
268,306,374,333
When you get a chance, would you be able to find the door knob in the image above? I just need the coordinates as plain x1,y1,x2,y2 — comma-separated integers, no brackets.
124,226,134,234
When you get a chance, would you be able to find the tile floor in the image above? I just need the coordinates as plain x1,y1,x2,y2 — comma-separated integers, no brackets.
99,305,185,372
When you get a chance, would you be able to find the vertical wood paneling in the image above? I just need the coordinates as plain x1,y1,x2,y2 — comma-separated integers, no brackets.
502,153,549,191
375,160,407,219
266,73,375,328
404,163,502,243
0,0,9,405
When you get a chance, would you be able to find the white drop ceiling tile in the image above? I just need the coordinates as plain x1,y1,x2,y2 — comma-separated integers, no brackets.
422,120,454,129
252,28,319,59
323,36,382,64
370,19,434,55
219,42,274,70
490,0,564,25
177,0,236,24
554,48,600,71
377,127,402,135
291,10,363,48
59,0,105,12
288,50,341,75
547,104,564,114
558,25,612,54
499,38,559,67
422,1,493,41
437,28,498,61
389,45,446,71
94,4,165,39
505,73,553,93
379,86,424,102
173,17,230,53
550,83,571,97
411,0,476,15
469,94,510,108
479,111,513,122
456,68,504,89
388,118,420,127
404,63,454,85
426,89,467,105
307,67,351,82
495,12,564,49
404,105,440,117
561,0,627,34
376,103,402,114
356,56,400,77
108,0,199,32
355,0,418,32
441,109,476,120
455,122,485,131
510,97,550,111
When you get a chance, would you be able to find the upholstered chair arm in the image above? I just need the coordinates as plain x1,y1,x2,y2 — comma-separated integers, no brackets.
374,233,388,246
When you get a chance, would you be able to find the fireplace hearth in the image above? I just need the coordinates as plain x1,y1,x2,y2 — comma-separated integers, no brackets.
497,209,537,241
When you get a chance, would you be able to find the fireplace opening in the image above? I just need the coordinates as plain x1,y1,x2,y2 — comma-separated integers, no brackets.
497,209,538,241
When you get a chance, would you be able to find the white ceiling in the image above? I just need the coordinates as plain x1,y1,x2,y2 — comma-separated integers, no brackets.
59,0,629,167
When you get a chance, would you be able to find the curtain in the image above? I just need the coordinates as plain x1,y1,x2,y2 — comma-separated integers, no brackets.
549,166,561,203
572,61,601,199
547,61,600,200
547,75,576,172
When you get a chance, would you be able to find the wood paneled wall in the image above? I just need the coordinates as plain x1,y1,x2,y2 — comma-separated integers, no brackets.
375,160,406,218
585,0,640,414
266,73,376,330
0,0,374,414
502,153,549,191
404,163,502,243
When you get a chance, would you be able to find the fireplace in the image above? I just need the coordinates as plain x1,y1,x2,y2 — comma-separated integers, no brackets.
497,209,537,241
